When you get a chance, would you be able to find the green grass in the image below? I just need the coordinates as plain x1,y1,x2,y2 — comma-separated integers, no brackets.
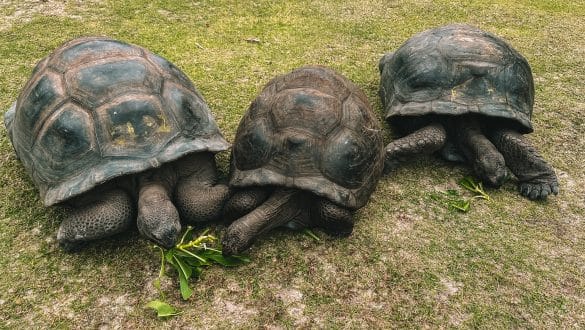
1,0,584,328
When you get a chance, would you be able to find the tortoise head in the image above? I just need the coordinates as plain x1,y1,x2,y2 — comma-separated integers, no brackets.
472,150,510,188
136,181,182,249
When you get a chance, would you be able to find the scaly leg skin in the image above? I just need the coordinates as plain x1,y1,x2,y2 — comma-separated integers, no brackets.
173,152,230,223
384,123,447,173
489,129,559,200
223,187,271,223
311,197,354,236
137,168,181,249
222,188,304,255
57,187,135,251
454,117,509,187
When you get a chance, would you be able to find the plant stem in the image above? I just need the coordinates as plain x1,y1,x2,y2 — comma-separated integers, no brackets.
178,247,207,263
179,235,216,250
158,247,165,279
178,226,194,246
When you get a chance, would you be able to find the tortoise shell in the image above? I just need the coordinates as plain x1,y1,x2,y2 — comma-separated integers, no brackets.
230,66,384,209
4,37,229,206
379,24,535,133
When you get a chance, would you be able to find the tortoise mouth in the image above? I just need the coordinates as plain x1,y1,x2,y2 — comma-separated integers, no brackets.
149,233,179,250
140,222,181,249
483,169,510,188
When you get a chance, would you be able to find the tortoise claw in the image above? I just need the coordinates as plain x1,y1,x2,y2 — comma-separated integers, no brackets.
518,180,558,200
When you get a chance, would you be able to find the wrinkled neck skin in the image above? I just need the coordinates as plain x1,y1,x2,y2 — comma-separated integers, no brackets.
397,114,507,142
135,152,219,247
447,115,509,187
233,187,330,230
442,114,521,144
280,190,312,229
390,114,511,187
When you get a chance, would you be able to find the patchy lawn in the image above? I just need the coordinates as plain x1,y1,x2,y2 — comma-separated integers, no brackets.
0,0,584,328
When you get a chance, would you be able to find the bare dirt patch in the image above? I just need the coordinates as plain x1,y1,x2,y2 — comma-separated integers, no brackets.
0,0,91,31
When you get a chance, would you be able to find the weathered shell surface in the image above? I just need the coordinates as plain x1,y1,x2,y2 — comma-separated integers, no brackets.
230,66,384,209
379,24,535,133
5,37,229,206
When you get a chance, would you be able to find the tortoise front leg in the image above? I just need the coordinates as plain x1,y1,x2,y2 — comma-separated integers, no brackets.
489,129,559,200
310,197,354,236
454,117,509,187
384,123,447,173
173,152,230,224
57,187,135,251
222,188,304,255
223,187,271,223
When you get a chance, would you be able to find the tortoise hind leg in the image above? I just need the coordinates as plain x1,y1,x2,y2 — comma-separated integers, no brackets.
57,188,135,251
384,123,447,173
310,198,354,236
489,129,559,200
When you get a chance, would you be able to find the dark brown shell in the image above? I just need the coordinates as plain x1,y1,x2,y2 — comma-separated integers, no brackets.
4,37,229,206
379,24,535,133
230,66,384,209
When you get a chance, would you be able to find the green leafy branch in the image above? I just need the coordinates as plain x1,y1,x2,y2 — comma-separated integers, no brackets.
146,227,250,318
431,189,471,212
430,176,490,213
458,176,490,201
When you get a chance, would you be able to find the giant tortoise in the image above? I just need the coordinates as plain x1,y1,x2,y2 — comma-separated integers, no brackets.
222,66,384,254
4,37,230,249
379,24,558,200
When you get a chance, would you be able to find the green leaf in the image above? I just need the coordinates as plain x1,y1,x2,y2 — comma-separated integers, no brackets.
173,255,192,281
458,176,490,200
445,189,460,197
182,256,210,268
178,269,193,300
178,226,194,245
146,300,179,317
172,254,194,300
202,250,250,266
192,266,203,278
150,228,253,305
176,248,210,265
232,255,251,263
448,200,470,212
164,250,176,265
458,176,476,191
